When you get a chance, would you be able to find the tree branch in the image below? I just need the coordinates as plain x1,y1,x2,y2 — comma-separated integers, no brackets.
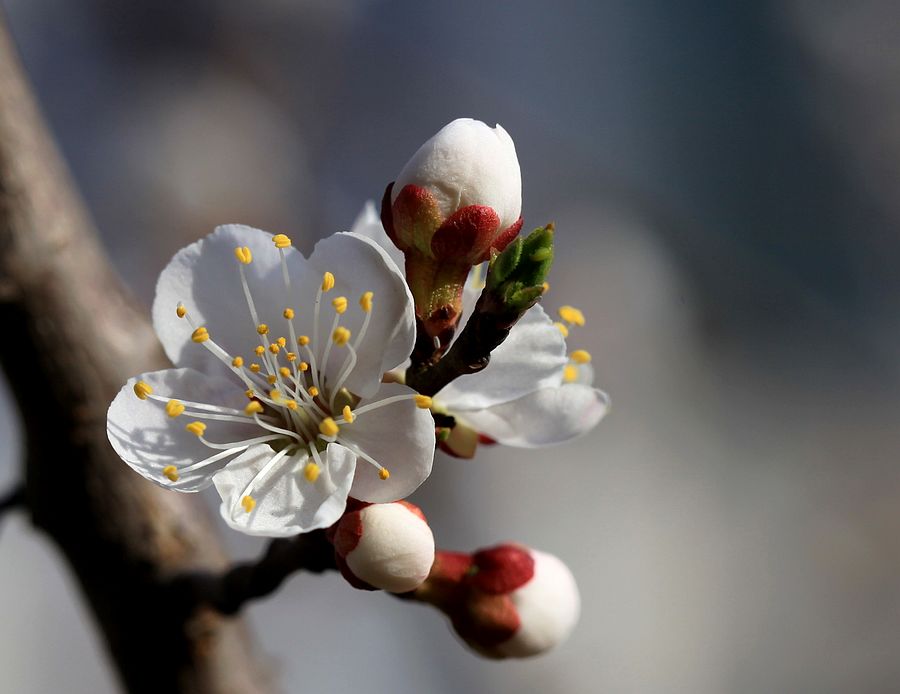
0,16,274,693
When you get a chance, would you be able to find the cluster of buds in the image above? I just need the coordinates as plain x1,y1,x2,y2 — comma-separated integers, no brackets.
381,118,523,347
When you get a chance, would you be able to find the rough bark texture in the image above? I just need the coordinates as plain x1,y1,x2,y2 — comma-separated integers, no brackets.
0,17,272,694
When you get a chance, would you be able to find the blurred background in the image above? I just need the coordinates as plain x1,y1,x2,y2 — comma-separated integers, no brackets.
2,1,900,692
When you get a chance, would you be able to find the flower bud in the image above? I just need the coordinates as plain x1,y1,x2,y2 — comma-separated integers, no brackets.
330,501,435,594
382,118,524,344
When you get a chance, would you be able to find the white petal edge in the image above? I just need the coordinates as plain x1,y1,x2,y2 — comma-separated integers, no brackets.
456,384,609,448
350,201,405,271
107,368,260,491
213,443,357,537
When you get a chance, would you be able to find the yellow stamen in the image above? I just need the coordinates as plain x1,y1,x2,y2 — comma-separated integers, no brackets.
297,335,310,346
379,468,390,481
245,401,264,415
542,282,550,294
279,367,291,378
321,272,335,292
241,495,256,513
332,296,348,314
234,246,253,264
250,363,261,373
285,400,298,410
283,308,295,320
232,356,244,368
245,389,255,399
360,291,374,313
303,462,320,482
133,381,153,400
191,327,209,343
176,304,187,318
558,305,585,326
277,337,287,348
307,386,319,397
162,465,179,482
563,365,578,383
269,390,282,401
165,399,185,418
272,233,292,249
414,394,433,409
319,417,339,437
332,327,351,345
185,421,206,436
299,362,309,372
257,323,269,335
267,374,278,385
342,405,354,423
571,349,592,364
269,343,280,354
554,321,570,337
286,352,297,362
254,345,265,356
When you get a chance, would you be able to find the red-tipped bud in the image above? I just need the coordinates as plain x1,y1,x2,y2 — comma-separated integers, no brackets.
331,501,435,594
382,118,524,342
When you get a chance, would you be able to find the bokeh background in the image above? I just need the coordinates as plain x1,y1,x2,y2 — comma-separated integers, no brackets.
2,1,900,692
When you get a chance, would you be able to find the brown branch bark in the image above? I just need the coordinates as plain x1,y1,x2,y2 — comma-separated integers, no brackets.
0,16,274,694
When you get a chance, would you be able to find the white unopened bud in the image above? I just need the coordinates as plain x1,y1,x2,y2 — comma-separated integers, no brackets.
393,118,522,234
334,501,435,593
496,549,580,657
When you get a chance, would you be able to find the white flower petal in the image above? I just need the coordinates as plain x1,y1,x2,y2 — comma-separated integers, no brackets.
301,231,416,398
350,201,405,270
341,383,435,502
457,385,609,448
153,224,298,375
438,303,567,411
106,368,259,491
213,443,357,537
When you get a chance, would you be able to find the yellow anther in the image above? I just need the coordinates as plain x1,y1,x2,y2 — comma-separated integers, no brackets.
321,271,335,292
297,335,310,346
571,349,592,364
299,362,309,372
379,468,390,481
267,374,278,385
279,367,291,378
332,296,348,314
245,389,255,399
232,356,244,368
558,305,586,327
241,495,256,513
285,400,298,410
307,386,319,397
277,336,287,348
254,345,265,356
272,233,292,249
319,417,339,437
185,421,206,437
342,405,355,423
133,381,153,400
176,304,187,318
554,321,570,337
162,465,179,482
250,363,261,373
563,365,578,383
303,462,320,482
286,352,297,362
245,401,264,415
269,343,280,354
257,323,269,335
165,399,185,418
283,308,295,319
542,282,550,294
414,394,433,409
359,291,374,313
191,326,209,343
269,389,282,401
332,327,351,346
234,246,253,264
